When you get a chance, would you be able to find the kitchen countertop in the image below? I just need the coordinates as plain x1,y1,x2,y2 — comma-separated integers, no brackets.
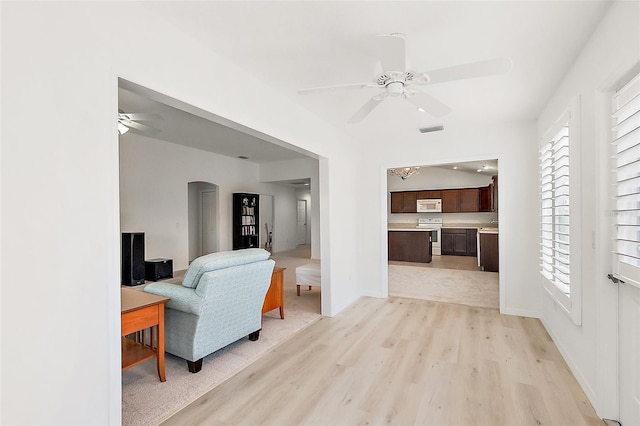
388,223,498,233
477,227,499,234
442,223,497,229
388,224,433,232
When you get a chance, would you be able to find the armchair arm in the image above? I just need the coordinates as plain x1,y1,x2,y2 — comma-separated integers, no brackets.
143,282,204,316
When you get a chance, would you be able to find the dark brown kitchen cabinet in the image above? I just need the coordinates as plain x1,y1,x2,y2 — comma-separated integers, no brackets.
459,189,480,212
391,192,404,213
480,233,499,272
388,231,432,263
441,190,459,213
466,229,478,256
441,228,477,256
479,187,491,212
390,192,418,213
479,176,498,212
417,190,442,199
491,175,498,212
441,229,467,255
441,189,480,213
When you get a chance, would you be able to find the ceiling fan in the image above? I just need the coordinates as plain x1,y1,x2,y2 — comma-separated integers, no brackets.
117,109,162,135
298,33,513,123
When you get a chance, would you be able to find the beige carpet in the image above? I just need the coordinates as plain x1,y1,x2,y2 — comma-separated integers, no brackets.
388,264,499,310
122,248,321,426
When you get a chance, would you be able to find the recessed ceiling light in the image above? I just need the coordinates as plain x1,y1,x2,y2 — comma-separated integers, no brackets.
477,169,483,172
237,155,249,160
452,166,459,170
416,107,425,112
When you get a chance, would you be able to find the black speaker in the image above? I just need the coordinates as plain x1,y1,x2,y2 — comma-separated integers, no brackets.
122,232,145,286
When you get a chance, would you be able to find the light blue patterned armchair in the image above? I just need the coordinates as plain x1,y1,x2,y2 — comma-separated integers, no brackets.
144,248,275,373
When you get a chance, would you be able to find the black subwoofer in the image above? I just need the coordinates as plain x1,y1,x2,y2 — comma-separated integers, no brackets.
122,232,145,286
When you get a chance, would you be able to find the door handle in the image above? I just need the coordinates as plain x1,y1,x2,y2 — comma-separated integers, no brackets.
607,273,625,284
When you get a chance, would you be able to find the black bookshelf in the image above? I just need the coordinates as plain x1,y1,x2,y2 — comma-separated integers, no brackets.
233,193,259,250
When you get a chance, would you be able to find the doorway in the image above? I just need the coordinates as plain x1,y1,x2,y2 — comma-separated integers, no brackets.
600,69,640,425
386,158,500,310
188,181,218,262
297,199,307,246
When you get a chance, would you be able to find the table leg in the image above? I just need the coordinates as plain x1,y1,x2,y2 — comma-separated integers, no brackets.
157,307,166,382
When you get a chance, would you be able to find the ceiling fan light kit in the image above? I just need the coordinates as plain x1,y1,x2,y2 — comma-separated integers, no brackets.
389,166,420,180
117,109,162,135
298,33,512,123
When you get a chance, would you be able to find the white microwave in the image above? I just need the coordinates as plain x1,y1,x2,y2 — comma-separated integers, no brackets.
416,198,442,213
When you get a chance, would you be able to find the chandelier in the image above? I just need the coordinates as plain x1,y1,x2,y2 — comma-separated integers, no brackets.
389,166,420,180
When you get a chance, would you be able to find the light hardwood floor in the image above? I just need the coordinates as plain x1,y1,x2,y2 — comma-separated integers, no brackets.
164,296,602,426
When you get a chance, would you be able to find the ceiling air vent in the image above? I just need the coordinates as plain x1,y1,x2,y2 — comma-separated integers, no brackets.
418,125,444,134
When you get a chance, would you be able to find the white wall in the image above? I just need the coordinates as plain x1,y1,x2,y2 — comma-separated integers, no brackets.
356,121,540,319
1,3,360,424
536,0,640,418
120,133,299,271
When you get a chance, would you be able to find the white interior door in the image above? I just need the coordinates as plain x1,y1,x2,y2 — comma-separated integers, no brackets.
619,284,640,424
611,71,640,425
201,190,217,255
297,199,307,245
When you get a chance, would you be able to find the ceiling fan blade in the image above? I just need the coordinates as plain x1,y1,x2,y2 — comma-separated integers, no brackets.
121,113,163,121
120,119,159,134
348,95,386,123
421,57,513,85
298,82,378,95
377,33,406,72
406,91,452,118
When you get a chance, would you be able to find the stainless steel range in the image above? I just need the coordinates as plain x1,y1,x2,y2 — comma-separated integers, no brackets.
417,217,442,255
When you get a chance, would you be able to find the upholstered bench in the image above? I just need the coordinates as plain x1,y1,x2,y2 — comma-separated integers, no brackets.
295,262,321,296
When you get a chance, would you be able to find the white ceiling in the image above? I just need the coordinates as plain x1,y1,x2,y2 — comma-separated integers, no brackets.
118,85,312,163
125,1,611,164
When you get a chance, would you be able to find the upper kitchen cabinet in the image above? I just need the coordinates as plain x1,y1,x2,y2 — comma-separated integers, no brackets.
417,190,442,199
390,191,418,213
479,186,492,212
459,189,480,212
492,175,498,212
441,190,458,213
479,175,499,212
441,189,479,213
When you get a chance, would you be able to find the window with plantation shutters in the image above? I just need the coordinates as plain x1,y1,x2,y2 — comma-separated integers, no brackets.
540,98,581,325
612,72,640,288
540,113,571,296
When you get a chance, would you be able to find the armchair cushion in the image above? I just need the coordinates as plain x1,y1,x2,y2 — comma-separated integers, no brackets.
182,248,270,289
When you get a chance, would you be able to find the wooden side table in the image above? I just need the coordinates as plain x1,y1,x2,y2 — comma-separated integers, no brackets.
121,288,170,382
262,266,285,319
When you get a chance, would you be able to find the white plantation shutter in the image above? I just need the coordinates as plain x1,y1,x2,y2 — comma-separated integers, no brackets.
540,113,571,295
612,72,640,288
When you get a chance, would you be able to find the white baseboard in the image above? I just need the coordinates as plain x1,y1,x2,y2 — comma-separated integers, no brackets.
501,307,541,318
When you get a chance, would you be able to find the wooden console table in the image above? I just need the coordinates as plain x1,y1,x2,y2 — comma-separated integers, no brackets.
262,266,285,319
121,288,169,382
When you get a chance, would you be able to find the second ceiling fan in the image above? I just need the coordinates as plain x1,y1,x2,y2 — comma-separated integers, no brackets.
298,33,512,123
